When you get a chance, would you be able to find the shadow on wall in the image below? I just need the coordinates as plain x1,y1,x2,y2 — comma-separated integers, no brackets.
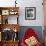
18,26,44,44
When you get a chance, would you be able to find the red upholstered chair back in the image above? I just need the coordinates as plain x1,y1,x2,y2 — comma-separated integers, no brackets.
21,28,41,46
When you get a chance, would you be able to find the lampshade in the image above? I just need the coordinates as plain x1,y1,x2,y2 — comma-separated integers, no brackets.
13,28,17,32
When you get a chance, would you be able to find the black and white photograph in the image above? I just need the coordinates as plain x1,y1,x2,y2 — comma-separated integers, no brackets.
25,7,36,20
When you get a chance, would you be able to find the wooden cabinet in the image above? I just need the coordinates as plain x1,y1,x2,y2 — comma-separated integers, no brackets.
0,7,19,46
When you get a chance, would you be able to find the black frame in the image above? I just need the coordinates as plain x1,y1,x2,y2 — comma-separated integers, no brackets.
25,7,36,20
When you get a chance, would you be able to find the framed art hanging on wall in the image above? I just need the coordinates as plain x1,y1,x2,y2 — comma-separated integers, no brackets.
25,7,36,20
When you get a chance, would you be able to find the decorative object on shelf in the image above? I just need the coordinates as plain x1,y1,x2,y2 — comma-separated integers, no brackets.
13,28,18,41
5,18,8,24
14,28,17,32
9,10,18,15
2,16,8,24
2,10,9,15
1,28,19,41
13,32,18,41
2,28,13,41
25,7,36,20
15,0,17,7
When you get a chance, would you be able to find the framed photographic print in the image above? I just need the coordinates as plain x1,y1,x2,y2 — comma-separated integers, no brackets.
25,7,36,20
2,10,9,15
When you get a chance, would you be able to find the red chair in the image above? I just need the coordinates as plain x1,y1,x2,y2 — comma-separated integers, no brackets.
21,28,41,46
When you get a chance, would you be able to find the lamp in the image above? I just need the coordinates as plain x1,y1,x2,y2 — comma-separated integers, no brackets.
13,28,18,41
14,29,17,32
15,0,17,7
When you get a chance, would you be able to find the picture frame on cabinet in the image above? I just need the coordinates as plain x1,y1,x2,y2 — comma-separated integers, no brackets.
2,10,9,15
25,7,36,20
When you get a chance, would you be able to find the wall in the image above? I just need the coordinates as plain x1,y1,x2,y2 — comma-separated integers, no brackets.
19,0,43,26
0,0,44,26
18,0,44,26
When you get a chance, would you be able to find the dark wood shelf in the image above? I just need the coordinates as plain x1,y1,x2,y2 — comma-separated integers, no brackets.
0,40,19,46
0,7,19,10
0,24,20,32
